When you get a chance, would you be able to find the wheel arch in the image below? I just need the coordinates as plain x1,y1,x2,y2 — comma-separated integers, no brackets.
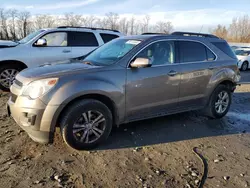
0,60,28,69
49,93,119,142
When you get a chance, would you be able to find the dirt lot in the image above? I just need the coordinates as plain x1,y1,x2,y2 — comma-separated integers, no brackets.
0,72,250,188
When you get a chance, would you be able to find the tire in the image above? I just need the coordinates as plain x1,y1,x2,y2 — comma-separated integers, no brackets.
0,63,24,91
204,85,232,119
60,99,113,150
241,61,248,71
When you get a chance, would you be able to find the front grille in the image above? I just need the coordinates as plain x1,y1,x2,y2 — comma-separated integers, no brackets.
10,93,17,103
14,79,23,87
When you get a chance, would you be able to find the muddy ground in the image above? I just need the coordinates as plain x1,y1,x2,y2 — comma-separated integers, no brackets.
0,72,250,188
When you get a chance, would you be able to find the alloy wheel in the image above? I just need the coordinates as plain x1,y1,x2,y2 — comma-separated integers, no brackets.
215,91,229,114
72,110,106,143
0,69,19,89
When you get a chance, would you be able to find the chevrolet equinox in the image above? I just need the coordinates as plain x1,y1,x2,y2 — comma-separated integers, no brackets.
7,32,241,150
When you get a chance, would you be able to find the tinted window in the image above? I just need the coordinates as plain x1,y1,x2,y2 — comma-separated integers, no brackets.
41,32,67,46
136,41,175,66
68,31,98,47
206,48,216,61
179,41,207,63
212,42,237,59
100,33,119,43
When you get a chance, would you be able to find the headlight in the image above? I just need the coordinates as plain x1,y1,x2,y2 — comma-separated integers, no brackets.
22,78,58,99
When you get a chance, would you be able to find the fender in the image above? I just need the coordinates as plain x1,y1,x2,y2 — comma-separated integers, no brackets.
43,76,126,136
205,67,237,100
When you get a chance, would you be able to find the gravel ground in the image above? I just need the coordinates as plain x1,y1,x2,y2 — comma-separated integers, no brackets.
0,71,249,188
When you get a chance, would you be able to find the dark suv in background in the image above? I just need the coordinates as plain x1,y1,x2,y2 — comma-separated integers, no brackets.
7,32,240,150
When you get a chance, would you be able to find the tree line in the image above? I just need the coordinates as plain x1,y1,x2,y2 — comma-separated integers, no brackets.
0,8,173,40
212,15,250,43
0,7,249,43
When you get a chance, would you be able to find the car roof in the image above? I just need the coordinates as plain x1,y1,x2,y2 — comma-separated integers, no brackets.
44,27,122,35
120,34,225,43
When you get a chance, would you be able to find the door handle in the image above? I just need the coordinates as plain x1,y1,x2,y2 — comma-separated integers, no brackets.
168,70,178,76
62,49,71,53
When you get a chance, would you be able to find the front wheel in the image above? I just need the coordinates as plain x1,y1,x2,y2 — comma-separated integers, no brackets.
204,85,232,119
0,64,24,91
241,61,248,71
60,99,113,150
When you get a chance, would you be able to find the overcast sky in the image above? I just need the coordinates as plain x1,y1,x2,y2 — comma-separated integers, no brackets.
2,0,250,32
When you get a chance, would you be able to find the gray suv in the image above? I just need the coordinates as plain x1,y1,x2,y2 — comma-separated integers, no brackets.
7,32,241,150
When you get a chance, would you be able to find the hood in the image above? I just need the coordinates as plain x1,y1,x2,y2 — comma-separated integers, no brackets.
0,40,19,48
16,62,101,85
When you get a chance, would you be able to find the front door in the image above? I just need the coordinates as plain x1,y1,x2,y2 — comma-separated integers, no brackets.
31,31,72,67
125,40,181,122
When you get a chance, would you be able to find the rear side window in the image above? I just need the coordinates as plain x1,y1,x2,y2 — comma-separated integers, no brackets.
178,41,216,63
100,33,119,43
179,41,207,62
68,31,98,47
212,42,236,59
206,48,216,61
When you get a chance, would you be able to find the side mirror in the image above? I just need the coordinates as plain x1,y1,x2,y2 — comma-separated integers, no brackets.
130,57,151,68
35,38,47,46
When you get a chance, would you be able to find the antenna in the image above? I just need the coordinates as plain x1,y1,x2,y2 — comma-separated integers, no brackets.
199,25,203,33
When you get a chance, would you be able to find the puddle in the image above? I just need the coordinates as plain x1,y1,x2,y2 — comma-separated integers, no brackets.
227,112,250,122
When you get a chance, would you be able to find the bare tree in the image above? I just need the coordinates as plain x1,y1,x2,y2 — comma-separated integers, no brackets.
212,24,228,39
155,21,173,34
33,15,56,29
83,16,96,27
63,13,84,26
141,15,150,33
8,9,18,40
119,18,129,34
128,16,135,35
228,15,250,42
0,8,10,40
17,11,31,38
105,12,119,30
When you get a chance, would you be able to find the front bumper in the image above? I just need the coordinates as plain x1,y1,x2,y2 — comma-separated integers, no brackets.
7,94,60,144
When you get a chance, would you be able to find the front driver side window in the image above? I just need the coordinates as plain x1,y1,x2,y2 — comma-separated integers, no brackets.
41,32,67,46
136,41,175,66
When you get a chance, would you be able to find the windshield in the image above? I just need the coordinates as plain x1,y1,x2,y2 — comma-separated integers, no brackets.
84,38,142,66
19,30,45,44
235,50,250,56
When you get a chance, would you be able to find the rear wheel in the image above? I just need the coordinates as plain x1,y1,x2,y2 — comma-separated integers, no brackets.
0,64,24,91
204,85,232,119
241,61,248,71
60,99,113,150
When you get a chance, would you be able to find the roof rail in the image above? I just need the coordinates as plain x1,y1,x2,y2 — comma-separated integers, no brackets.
57,26,120,33
171,31,219,39
141,32,166,35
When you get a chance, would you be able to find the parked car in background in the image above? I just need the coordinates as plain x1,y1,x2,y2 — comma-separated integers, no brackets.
235,48,250,71
0,26,123,90
231,45,240,52
7,32,240,150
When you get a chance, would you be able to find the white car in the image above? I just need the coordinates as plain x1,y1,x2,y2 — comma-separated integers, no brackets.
0,26,123,90
235,48,250,71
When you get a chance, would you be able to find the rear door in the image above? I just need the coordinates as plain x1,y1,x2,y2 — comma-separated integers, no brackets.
177,40,217,108
68,31,99,58
31,31,72,67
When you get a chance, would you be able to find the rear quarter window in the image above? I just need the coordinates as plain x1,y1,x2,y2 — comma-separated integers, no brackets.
68,31,99,47
212,42,237,59
100,33,119,43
